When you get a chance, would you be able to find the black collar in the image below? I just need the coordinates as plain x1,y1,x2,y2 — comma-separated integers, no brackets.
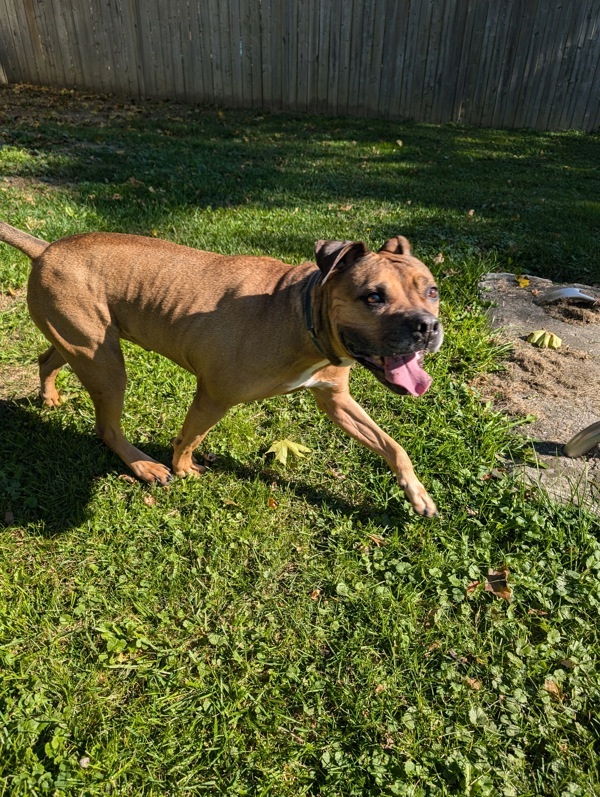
303,269,327,357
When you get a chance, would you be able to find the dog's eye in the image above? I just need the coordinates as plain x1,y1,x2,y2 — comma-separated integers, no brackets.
427,286,439,300
365,292,384,305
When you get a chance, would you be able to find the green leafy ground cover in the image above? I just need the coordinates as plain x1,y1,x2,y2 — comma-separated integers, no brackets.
0,85,599,796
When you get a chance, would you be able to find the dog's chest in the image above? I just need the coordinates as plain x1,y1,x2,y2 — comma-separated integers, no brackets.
283,358,353,393
283,361,333,392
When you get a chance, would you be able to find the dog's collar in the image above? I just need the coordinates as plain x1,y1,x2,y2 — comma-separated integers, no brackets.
303,269,327,358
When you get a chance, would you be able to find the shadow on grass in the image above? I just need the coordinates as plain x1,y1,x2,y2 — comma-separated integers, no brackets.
0,399,388,537
0,398,104,535
1,85,599,281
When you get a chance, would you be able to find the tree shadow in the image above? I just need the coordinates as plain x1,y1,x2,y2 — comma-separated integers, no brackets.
1,86,598,282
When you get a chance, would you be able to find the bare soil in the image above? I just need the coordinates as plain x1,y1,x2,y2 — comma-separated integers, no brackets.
477,273,600,511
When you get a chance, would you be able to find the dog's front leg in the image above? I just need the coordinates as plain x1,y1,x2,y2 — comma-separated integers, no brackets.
172,387,229,477
311,382,438,517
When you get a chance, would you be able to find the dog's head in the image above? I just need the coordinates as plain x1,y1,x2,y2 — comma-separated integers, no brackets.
314,236,443,396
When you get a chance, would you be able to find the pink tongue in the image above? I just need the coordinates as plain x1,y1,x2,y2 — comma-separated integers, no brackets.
384,353,432,396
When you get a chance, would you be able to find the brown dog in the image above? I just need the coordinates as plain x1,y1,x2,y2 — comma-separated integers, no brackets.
0,222,443,516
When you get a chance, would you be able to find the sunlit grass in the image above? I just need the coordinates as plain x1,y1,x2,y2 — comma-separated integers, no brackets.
0,85,599,796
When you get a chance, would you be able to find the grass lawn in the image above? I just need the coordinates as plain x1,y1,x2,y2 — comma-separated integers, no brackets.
0,85,599,796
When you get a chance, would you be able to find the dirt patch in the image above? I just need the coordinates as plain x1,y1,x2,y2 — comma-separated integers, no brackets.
477,273,600,512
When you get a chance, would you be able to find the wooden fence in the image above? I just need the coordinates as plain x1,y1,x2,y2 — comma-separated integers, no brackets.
0,0,598,130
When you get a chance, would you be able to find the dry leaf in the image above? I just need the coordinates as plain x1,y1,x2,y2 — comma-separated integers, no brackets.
433,252,445,265
465,676,482,691
527,329,562,349
367,533,387,547
310,588,322,600
484,567,512,602
266,439,311,467
516,275,530,288
267,496,278,509
543,678,563,702
448,649,470,666
339,204,353,211
143,494,156,507
375,684,386,694
466,580,480,596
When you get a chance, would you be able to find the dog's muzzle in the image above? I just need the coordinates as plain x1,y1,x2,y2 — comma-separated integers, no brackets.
342,311,444,397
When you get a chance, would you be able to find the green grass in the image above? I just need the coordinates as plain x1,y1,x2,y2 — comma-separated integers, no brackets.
1,85,599,796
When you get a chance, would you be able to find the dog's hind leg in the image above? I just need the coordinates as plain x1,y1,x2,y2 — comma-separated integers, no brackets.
38,345,66,407
171,385,229,477
64,334,173,485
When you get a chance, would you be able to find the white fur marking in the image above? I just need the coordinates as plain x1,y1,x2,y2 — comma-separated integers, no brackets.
284,361,331,392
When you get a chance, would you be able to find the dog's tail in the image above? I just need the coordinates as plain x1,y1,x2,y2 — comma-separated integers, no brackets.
0,221,49,259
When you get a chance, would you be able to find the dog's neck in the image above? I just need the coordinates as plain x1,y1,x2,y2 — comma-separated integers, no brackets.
303,269,342,366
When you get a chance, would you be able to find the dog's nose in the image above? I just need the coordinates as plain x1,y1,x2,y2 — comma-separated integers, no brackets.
415,316,440,337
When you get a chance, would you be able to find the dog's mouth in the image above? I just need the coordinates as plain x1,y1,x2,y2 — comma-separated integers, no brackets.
352,350,432,396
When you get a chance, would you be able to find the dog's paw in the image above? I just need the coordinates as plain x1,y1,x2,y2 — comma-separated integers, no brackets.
40,390,62,408
132,460,173,486
402,480,439,518
173,458,207,478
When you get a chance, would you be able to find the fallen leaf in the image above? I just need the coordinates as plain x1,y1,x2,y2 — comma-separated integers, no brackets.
466,580,480,596
527,329,562,349
433,252,445,265
266,439,311,467
143,494,156,507
267,496,278,509
465,676,482,690
543,678,563,702
528,608,549,616
448,649,470,666
366,533,387,547
425,642,441,656
484,567,512,602
516,275,530,288
339,204,353,211
310,588,322,600
375,684,386,694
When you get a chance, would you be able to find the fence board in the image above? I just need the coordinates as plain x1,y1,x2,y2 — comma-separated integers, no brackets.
565,0,599,130
0,0,32,84
0,0,598,130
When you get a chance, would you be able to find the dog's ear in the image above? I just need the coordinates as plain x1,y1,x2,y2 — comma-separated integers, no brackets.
379,236,412,256
314,240,367,283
